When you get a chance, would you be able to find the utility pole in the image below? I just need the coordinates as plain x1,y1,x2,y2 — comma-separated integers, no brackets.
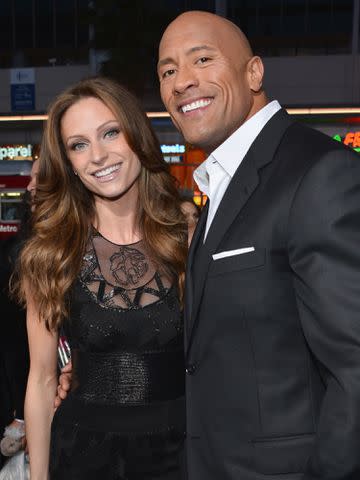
215,0,227,17
352,0,359,55
352,0,360,103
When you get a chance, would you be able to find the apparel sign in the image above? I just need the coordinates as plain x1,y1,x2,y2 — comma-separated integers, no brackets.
0,144,33,160
10,68,36,112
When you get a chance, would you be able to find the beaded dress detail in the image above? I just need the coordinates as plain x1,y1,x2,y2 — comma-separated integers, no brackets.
49,230,185,480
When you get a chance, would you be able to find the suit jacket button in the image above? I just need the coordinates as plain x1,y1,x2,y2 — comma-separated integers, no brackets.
186,364,196,375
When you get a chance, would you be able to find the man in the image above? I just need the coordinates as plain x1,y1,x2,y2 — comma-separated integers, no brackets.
157,10,360,480
57,10,360,479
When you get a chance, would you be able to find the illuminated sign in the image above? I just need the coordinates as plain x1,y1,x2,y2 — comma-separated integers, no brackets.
0,144,33,160
333,133,360,152
161,144,185,154
10,68,35,112
0,224,18,233
164,155,184,164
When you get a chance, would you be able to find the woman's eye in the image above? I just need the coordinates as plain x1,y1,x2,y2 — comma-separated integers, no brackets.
70,142,86,151
104,128,119,139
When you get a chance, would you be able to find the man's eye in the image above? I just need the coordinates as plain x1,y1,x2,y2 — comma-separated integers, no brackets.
104,128,119,139
162,69,175,78
198,57,210,64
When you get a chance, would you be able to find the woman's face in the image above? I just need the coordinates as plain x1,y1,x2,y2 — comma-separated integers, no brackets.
27,159,40,211
61,97,141,202
27,159,39,198
181,200,199,227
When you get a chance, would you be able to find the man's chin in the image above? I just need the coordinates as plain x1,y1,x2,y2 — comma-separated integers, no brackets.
181,131,214,152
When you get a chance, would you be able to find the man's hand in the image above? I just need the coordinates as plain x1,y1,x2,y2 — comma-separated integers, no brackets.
54,360,72,410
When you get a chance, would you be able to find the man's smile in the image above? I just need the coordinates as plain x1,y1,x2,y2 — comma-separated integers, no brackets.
178,97,213,114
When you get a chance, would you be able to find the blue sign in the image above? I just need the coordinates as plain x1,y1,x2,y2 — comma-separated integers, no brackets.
161,144,186,154
11,84,35,112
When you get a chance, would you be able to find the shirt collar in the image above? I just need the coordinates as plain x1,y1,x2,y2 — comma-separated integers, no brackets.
194,100,282,193
211,100,282,177
193,157,210,197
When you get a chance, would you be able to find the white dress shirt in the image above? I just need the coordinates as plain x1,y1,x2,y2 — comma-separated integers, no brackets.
193,100,282,240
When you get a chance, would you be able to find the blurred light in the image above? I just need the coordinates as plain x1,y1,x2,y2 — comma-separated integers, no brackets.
1,108,360,123
1,192,21,197
193,191,207,207
0,114,48,121
286,107,360,115
147,112,171,118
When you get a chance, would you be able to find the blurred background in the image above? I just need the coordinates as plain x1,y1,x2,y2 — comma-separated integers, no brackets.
1,0,360,238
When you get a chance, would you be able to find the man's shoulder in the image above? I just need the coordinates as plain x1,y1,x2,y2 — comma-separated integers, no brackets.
282,119,357,160
270,119,360,189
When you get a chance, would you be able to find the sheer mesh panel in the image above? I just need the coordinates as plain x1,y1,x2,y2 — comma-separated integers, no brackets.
79,231,172,309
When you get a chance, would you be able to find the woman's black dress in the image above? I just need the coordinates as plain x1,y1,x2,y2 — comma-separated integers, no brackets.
49,231,185,479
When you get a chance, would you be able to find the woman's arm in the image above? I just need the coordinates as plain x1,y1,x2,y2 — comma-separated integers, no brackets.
25,288,58,480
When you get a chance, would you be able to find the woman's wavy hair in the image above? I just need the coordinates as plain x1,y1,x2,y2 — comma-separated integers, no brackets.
15,76,187,330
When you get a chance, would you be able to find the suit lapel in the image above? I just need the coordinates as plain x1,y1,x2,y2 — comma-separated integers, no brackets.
186,109,294,355
186,153,259,356
185,201,208,343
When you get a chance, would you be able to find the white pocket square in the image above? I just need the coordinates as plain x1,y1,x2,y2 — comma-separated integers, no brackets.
212,247,255,261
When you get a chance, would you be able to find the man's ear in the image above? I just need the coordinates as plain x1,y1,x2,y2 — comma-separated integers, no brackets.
247,56,264,92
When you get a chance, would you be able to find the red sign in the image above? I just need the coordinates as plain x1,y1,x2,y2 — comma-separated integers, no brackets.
0,222,19,238
0,162,31,239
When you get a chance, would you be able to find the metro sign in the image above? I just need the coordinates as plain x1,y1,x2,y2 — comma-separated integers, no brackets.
0,224,18,233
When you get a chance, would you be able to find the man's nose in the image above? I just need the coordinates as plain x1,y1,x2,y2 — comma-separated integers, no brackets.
173,66,199,95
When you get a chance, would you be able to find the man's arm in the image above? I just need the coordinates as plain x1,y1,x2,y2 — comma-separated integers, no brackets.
288,148,360,479
54,360,72,409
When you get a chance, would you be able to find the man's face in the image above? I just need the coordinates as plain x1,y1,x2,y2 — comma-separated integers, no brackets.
158,16,259,153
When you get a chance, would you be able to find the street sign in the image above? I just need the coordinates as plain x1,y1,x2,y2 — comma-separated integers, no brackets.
10,68,36,112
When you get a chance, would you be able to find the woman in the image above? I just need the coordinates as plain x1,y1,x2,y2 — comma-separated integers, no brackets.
180,197,200,229
15,77,187,479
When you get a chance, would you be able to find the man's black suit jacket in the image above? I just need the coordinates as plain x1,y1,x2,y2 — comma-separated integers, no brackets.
185,109,360,480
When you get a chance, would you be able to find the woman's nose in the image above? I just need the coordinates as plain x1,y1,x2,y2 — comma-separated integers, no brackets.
91,142,108,164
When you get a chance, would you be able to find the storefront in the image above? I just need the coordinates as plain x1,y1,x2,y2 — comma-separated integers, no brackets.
296,113,360,163
1,110,359,215
151,117,207,206
159,141,207,206
0,160,32,238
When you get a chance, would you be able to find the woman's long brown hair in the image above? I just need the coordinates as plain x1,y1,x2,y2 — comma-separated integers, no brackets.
14,77,187,330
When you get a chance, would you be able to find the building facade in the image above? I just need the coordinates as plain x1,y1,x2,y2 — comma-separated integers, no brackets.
0,0,359,201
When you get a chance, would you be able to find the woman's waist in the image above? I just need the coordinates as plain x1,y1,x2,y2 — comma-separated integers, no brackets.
54,392,185,434
71,348,185,406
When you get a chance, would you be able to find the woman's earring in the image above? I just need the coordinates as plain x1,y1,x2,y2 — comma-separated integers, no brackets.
73,170,78,176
